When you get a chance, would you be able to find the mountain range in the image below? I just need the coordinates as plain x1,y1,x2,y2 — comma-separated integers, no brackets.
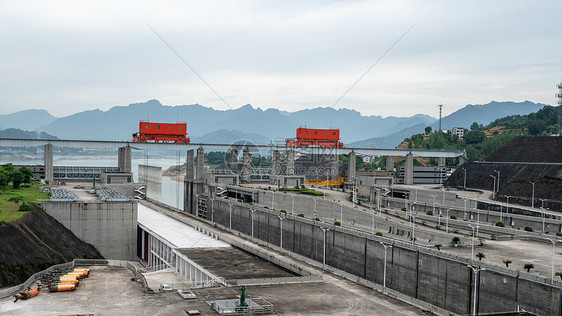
0,100,548,148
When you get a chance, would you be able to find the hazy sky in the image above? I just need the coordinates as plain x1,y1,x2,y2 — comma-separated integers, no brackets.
1,0,561,118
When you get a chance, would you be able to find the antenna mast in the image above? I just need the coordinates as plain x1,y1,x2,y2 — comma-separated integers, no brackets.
438,104,443,132
556,81,562,137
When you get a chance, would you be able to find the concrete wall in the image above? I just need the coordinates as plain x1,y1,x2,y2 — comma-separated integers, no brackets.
206,196,561,315
42,201,138,260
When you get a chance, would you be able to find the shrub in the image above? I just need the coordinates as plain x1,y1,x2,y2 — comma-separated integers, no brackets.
524,226,533,232
556,272,562,280
556,232,562,237
297,214,304,217
264,206,269,209
0,221,5,225
503,260,512,268
524,263,534,272
401,207,406,211
18,203,34,213
495,221,505,227
452,236,461,244
434,244,442,251
380,204,385,208
334,221,341,226
426,210,433,215
248,202,253,205
476,252,486,261
450,214,456,219
237,199,242,203
280,210,286,213
314,217,320,221
375,232,383,236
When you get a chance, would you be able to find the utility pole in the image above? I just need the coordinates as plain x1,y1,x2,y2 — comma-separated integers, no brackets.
557,82,562,136
438,104,443,132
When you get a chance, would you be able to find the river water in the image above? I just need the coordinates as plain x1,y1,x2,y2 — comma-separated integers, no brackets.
1,156,185,210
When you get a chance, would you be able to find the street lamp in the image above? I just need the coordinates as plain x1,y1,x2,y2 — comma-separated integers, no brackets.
228,203,233,229
250,209,256,238
278,215,284,249
378,242,392,288
313,197,317,219
494,170,500,194
430,195,436,214
446,208,452,233
468,224,477,263
490,175,496,199
530,181,535,208
210,198,214,222
540,207,547,233
410,215,416,247
291,194,295,216
320,227,329,267
545,238,561,284
467,265,486,316
539,198,547,209
272,190,275,210
370,207,375,235
339,202,343,226
463,167,467,189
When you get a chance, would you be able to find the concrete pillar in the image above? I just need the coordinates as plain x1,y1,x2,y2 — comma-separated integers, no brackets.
44,144,53,183
286,150,295,176
118,146,132,173
348,151,356,181
438,157,445,167
196,147,204,181
271,150,280,185
229,149,239,172
186,150,195,180
386,156,394,172
405,152,414,185
241,148,251,183
184,149,195,214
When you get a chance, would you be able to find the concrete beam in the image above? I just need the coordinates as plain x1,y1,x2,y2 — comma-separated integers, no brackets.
271,150,280,185
44,144,53,183
405,152,414,185
348,151,356,181
438,157,446,167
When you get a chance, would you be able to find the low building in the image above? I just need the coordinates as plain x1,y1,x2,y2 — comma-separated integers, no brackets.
451,127,465,139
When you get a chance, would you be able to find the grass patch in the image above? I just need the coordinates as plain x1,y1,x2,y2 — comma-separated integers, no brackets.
0,182,49,223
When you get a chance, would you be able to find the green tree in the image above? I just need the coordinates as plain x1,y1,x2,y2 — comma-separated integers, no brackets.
503,260,512,268
425,126,432,134
0,171,8,188
11,170,24,189
524,263,534,272
19,167,33,184
476,252,486,261
464,130,486,144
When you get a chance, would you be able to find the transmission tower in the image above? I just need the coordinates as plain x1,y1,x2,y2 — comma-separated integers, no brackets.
558,82,562,136
438,104,443,132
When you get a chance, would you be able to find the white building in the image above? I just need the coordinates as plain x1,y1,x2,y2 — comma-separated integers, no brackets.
451,127,465,139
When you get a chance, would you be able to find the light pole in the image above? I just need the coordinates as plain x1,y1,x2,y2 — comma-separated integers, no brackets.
495,170,500,194
320,227,329,267
278,215,284,249
411,215,416,246
505,195,511,219
446,208,452,233
540,208,547,233
545,238,559,284
313,198,317,219
490,175,496,199
250,209,256,238
272,190,275,210
467,265,486,316
539,198,547,209
530,181,535,208
210,198,214,222
370,207,374,235
228,203,233,229
463,167,467,189
430,195,436,214
378,242,392,288
339,202,343,225
291,194,295,216
468,224,476,263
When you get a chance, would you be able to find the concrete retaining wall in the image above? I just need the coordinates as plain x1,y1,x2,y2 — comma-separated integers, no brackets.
42,201,138,260
209,197,561,315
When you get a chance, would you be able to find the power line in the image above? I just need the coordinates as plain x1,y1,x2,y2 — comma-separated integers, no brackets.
312,24,415,127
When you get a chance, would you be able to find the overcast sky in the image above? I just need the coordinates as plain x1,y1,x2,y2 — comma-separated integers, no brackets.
1,0,561,118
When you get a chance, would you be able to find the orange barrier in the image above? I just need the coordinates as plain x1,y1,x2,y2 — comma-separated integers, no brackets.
49,284,76,292
51,279,79,286
13,288,40,302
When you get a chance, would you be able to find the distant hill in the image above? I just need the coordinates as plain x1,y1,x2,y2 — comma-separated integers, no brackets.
197,129,270,144
0,109,57,131
349,101,547,148
0,128,58,139
34,100,436,143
